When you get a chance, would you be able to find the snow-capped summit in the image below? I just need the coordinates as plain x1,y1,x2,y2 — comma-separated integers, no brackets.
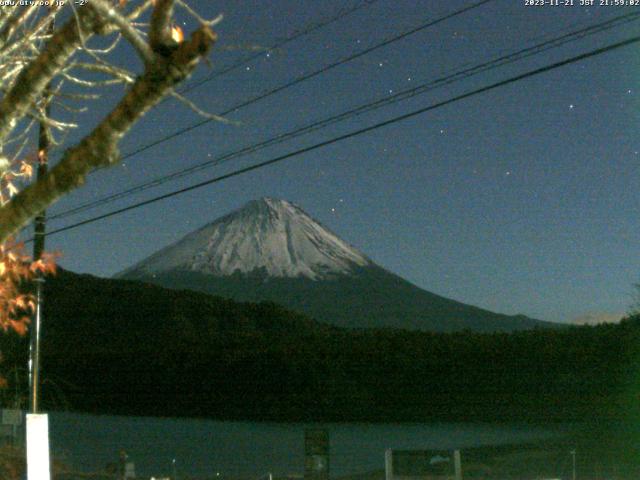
119,197,555,332
121,197,371,280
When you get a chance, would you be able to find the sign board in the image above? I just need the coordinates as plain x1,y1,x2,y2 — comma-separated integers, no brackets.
2,409,22,425
386,449,461,480
304,429,329,480
124,461,136,479
26,413,51,480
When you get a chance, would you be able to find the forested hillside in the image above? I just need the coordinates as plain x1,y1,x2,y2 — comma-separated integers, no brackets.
1,270,636,423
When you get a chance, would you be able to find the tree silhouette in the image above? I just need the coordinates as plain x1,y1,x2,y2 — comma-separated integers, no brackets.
0,0,219,336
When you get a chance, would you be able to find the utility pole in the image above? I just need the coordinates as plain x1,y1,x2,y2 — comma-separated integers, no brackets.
28,82,50,414
28,7,55,415
25,59,53,480
570,449,576,480
26,11,56,480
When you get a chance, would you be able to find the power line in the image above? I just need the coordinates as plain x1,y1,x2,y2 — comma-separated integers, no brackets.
51,0,496,219
178,0,381,95
47,1,380,171
49,10,640,221
94,0,495,169
38,34,640,240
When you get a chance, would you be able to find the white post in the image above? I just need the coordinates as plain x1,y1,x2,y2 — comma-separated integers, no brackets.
385,449,393,480
454,450,462,480
26,413,51,480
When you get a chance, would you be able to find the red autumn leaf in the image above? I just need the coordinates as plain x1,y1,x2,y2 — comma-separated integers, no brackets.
9,319,28,336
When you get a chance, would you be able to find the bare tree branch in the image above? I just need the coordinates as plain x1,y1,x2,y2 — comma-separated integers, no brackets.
0,4,40,47
127,0,155,22
0,4,19,30
176,0,223,28
89,0,154,63
0,25,217,242
0,6,102,144
170,90,235,124
150,0,176,50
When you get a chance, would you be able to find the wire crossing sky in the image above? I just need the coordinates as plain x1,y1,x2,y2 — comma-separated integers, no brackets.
48,9,640,222
40,32,640,239
41,0,640,325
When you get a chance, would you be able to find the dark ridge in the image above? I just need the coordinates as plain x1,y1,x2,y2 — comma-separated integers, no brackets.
0,269,635,425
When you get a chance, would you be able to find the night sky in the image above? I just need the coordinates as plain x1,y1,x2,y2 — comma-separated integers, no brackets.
33,0,640,324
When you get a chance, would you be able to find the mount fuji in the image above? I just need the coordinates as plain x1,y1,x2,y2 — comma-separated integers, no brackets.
120,197,372,281
119,198,555,332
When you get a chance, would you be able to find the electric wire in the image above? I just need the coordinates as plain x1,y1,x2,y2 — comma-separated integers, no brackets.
92,0,495,171
44,0,381,171
37,33,640,240
177,0,381,95
48,10,640,222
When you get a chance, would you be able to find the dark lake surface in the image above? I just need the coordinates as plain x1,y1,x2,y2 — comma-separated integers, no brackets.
48,412,572,478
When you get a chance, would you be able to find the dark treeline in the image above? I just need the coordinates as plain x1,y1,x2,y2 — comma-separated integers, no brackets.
1,269,638,424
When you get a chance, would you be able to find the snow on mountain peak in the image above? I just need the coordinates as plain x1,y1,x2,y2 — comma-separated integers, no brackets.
122,198,371,280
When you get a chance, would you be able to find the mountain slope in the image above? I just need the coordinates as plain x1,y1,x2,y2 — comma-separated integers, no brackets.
119,198,556,332
137,266,549,332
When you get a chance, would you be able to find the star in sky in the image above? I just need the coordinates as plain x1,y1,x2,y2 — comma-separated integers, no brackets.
51,0,640,325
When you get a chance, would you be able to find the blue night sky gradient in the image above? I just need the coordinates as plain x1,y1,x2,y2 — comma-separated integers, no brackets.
37,0,640,324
